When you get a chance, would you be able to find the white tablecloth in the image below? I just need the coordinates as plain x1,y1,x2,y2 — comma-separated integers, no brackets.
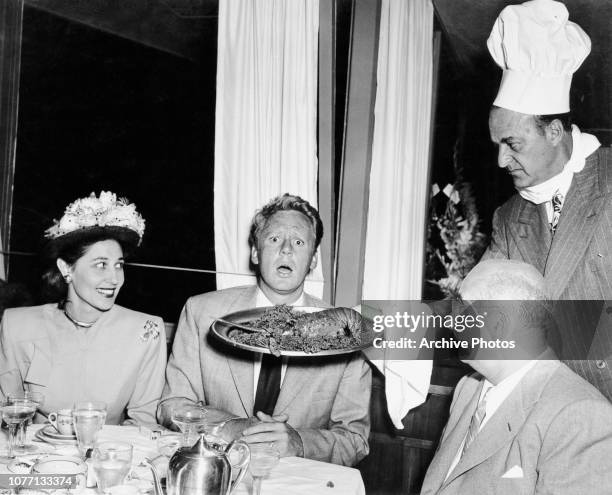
1,425,365,495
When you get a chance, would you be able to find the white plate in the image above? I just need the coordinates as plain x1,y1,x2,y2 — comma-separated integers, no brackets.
41,425,76,440
211,306,373,356
35,429,77,445
7,450,55,473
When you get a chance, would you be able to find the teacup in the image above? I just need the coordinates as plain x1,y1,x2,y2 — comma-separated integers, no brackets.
48,409,75,435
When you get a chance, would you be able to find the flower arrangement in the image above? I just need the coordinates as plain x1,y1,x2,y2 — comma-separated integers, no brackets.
45,191,145,242
426,159,488,298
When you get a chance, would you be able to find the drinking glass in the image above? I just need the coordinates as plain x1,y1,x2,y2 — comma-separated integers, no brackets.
92,441,133,494
249,444,280,495
203,419,228,443
156,434,182,458
170,405,207,446
73,401,107,457
0,401,37,463
7,391,45,454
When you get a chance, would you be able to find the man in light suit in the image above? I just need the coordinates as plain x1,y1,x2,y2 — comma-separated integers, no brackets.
421,259,612,495
158,194,371,466
481,0,612,399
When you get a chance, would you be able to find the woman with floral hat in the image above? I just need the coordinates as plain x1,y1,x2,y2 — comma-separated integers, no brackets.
0,191,166,425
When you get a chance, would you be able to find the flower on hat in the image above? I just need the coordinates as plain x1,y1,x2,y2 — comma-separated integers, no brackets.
45,191,146,242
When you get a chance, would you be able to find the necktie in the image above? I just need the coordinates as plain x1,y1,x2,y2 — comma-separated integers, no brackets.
461,388,490,457
253,354,282,415
550,191,564,234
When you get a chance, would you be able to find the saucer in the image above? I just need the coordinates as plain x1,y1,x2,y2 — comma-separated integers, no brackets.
35,429,77,445
41,425,77,440
7,450,54,474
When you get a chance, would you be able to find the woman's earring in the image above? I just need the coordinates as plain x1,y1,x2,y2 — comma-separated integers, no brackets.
64,274,72,283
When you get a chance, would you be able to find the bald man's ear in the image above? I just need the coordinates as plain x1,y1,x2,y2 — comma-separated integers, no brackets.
545,119,565,146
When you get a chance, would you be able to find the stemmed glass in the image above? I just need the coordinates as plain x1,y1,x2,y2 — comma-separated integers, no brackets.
157,434,182,458
203,419,229,446
6,391,45,454
91,441,133,494
0,400,37,463
249,444,280,495
171,405,207,447
73,401,107,457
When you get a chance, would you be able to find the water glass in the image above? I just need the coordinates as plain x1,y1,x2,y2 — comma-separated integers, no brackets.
0,401,37,463
170,405,207,446
249,444,280,495
92,441,133,494
73,401,107,456
7,391,44,454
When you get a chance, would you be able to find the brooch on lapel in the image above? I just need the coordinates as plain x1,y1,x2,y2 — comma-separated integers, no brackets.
141,320,160,342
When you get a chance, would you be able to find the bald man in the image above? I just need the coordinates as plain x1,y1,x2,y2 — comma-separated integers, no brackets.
421,260,612,495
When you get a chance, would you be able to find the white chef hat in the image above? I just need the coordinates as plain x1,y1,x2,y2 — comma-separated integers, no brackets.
487,0,591,115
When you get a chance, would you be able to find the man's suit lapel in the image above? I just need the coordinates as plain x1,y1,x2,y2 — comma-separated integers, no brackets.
510,201,552,273
545,156,604,298
274,363,304,415
442,361,560,490
444,391,525,486
224,286,258,416
424,379,483,492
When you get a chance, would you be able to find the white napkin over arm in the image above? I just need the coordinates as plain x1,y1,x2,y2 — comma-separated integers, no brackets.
355,303,433,429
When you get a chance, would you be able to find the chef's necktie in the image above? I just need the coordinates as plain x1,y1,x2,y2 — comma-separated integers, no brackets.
461,388,490,457
550,191,564,234
253,354,282,416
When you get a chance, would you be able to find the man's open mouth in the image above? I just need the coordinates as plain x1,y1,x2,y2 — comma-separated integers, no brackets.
276,265,294,276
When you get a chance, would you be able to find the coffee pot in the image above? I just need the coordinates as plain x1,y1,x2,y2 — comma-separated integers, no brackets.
162,434,250,495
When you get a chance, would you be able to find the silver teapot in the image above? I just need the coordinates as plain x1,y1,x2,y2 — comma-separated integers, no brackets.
163,434,250,495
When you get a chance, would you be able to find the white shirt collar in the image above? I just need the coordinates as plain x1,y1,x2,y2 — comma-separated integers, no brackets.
517,125,600,205
479,360,538,429
255,287,305,308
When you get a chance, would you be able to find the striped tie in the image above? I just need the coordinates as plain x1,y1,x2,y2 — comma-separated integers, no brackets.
461,388,490,457
550,191,564,234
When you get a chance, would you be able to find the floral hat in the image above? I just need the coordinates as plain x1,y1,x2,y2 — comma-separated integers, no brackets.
45,191,145,246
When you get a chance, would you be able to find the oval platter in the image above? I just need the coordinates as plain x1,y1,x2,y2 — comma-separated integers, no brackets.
210,306,374,357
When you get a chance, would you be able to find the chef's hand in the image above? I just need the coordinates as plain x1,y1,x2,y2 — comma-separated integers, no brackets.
319,307,364,337
241,412,304,457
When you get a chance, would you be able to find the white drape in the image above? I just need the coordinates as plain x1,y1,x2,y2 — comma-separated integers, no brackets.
0,231,5,280
214,0,323,297
363,0,434,428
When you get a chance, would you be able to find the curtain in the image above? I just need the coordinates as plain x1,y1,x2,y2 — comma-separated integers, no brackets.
214,0,323,297
362,0,434,428
0,0,24,282
0,231,5,280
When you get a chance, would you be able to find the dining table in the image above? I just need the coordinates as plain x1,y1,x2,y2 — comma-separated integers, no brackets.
0,424,366,495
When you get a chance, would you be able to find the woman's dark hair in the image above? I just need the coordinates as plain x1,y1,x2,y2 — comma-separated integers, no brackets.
0,279,33,317
42,226,138,302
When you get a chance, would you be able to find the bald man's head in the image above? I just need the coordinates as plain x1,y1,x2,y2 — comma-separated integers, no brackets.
456,260,553,380
460,259,546,301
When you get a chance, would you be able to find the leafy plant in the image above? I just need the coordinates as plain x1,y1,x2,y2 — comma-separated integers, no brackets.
426,148,487,298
